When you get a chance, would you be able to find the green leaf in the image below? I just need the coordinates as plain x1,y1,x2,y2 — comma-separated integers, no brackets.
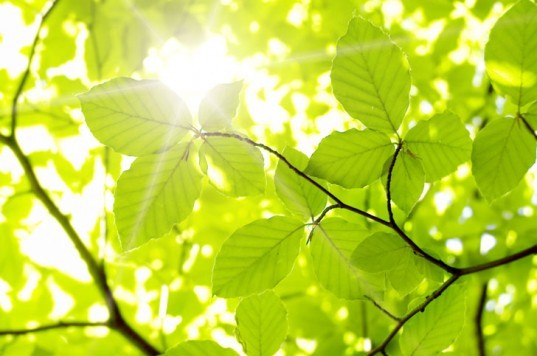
351,232,408,272
400,285,466,355
389,150,425,213
405,112,472,182
114,143,202,251
275,147,327,219
485,0,537,107
331,17,411,133
212,217,304,297
79,78,192,156
306,129,394,189
472,117,536,200
526,101,537,129
200,136,265,196
387,252,424,296
309,218,384,299
163,340,238,356
199,81,243,130
235,291,287,356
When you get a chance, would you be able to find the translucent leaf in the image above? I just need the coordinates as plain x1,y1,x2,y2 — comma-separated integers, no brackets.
472,118,536,200
309,218,384,299
400,285,466,355
163,340,238,356
79,78,192,156
485,0,537,106
351,232,407,273
200,136,265,196
114,143,202,251
331,17,411,133
405,112,472,182
199,81,243,130
275,147,327,220
387,252,424,296
212,217,304,297
235,291,287,356
526,101,537,128
306,129,394,189
389,150,425,213
0,225,25,288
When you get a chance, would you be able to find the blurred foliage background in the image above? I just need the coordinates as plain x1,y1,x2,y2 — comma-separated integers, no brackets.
1,0,537,354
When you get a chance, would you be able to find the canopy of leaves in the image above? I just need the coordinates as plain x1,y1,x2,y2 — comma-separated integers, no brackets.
1,0,537,355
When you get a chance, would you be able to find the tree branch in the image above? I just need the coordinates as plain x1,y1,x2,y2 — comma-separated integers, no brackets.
475,282,488,356
459,244,537,275
0,321,108,337
9,0,62,136
368,274,460,355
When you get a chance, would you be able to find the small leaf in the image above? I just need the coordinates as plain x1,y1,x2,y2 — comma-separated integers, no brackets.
472,117,536,200
235,291,287,356
200,136,265,196
309,218,384,299
212,217,304,297
163,340,238,356
405,112,472,182
307,129,394,189
400,285,466,355
351,232,408,273
114,143,202,251
387,252,424,296
485,0,537,107
331,17,411,133
199,81,243,130
79,78,192,156
388,150,425,213
275,147,327,219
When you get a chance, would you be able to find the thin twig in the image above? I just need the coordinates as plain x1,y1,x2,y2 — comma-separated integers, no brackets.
364,296,401,322
459,244,537,275
10,0,62,136
476,282,488,356
518,113,537,141
0,321,108,337
368,275,460,355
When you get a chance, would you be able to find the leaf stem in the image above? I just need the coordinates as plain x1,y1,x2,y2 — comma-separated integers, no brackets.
476,282,488,356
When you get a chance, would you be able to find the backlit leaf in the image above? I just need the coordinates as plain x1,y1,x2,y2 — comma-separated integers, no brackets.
275,147,327,220
164,340,238,356
472,117,536,200
306,129,394,189
200,136,265,196
309,218,384,299
485,0,537,107
400,285,466,355
405,112,472,182
80,78,192,156
351,232,407,273
235,291,287,356
199,81,243,130
212,217,304,297
114,143,202,251
387,252,424,296
388,150,425,213
331,17,411,133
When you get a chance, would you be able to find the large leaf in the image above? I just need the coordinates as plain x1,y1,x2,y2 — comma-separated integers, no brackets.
306,129,394,189
331,17,411,133
387,252,424,296
275,147,327,220
405,112,472,182
351,232,407,273
199,136,265,196
472,117,536,200
400,285,466,355
114,143,202,251
199,81,243,130
485,0,537,107
212,217,304,297
163,340,238,356
235,291,287,356
309,218,383,299
79,78,192,156
388,150,425,213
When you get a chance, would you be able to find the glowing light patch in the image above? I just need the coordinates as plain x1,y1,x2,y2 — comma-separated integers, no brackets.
480,233,496,255
446,238,463,254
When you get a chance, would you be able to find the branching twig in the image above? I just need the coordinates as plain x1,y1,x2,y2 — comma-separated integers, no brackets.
459,244,537,275
364,296,401,322
368,274,461,355
476,282,488,356
0,321,108,337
